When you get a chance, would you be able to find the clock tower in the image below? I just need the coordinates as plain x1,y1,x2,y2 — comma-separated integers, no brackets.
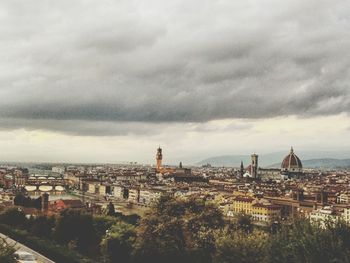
156,147,163,170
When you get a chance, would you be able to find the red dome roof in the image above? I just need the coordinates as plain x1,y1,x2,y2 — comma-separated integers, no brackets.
281,147,302,170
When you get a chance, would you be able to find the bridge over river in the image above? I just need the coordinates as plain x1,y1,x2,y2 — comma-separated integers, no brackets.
24,175,68,194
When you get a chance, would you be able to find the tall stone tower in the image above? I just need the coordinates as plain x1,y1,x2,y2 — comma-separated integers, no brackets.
251,154,258,179
156,147,163,170
240,161,244,178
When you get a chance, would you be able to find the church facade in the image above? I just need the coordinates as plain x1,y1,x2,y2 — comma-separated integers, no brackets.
242,147,303,180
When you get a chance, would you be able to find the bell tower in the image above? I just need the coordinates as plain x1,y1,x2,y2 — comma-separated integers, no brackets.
251,153,258,179
156,147,163,170
240,161,244,178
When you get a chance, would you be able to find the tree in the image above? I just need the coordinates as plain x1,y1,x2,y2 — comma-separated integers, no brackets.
30,215,55,238
106,202,115,216
133,195,225,263
93,215,119,240
114,212,140,226
0,208,26,228
101,221,136,263
235,213,253,233
267,219,350,263
54,209,99,257
0,237,15,263
214,230,268,263
32,196,42,209
14,194,27,206
13,194,41,209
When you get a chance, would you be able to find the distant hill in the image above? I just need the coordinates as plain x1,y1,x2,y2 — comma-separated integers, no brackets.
196,152,286,167
196,155,252,167
196,151,350,168
268,158,350,169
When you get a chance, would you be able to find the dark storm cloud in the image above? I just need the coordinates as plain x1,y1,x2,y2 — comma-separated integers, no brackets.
0,0,350,135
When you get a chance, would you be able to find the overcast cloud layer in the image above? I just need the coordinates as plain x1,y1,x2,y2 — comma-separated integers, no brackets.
0,0,349,137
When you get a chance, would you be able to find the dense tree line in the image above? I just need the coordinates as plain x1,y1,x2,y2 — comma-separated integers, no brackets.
2,196,350,263
14,194,42,209
0,206,138,261
101,195,350,263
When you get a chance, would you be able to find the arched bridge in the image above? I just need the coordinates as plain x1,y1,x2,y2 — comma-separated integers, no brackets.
24,177,68,192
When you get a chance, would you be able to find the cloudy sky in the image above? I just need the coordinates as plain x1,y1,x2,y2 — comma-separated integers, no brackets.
0,0,349,164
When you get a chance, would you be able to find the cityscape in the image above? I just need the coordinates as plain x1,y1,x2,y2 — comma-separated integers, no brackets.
1,146,350,224
1,0,350,263
1,146,350,262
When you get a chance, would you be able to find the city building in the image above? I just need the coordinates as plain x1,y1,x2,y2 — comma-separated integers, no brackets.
342,207,350,225
88,182,98,194
113,185,125,199
52,166,65,174
337,193,350,204
309,206,339,227
232,195,255,214
251,154,259,179
281,147,303,178
99,184,112,196
239,161,244,178
128,188,140,203
49,199,85,213
156,147,162,171
252,203,281,223
139,188,165,206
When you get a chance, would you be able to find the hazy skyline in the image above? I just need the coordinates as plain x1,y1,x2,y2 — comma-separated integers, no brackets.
0,0,349,164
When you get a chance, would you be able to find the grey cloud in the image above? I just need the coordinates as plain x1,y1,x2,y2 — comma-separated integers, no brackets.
193,122,253,133
0,0,350,135
77,22,165,54
0,118,161,136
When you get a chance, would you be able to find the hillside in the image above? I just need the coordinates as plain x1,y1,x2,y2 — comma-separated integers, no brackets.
196,151,350,169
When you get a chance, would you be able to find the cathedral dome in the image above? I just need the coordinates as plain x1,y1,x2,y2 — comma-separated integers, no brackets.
281,147,302,172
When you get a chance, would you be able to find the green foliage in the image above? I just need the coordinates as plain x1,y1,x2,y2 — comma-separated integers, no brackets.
106,202,115,216
54,209,99,257
14,194,42,209
0,208,27,228
114,211,140,225
214,230,268,263
29,215,55,238
215,219,350,263
0,237,15,263
93,215,119,239
267,219,350,263
4,197,350,263
0,224,94,263
0,207,137,262
235,212,253,233
101,221,136,263
133,195,225,263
